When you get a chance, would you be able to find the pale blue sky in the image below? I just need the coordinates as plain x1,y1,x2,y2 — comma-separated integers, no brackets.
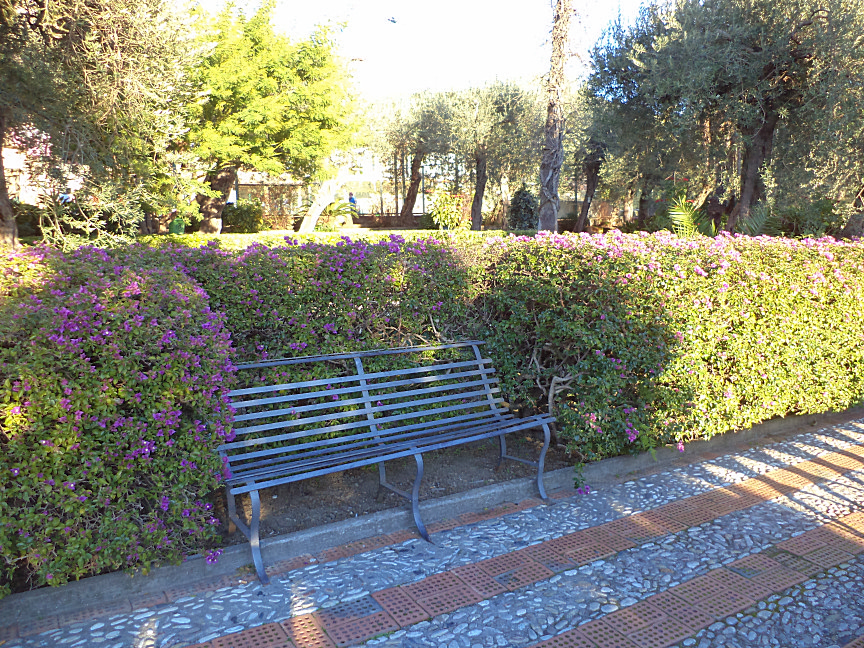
267,0,645,100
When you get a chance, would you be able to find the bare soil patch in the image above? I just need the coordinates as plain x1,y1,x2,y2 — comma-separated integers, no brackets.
213,429,573,545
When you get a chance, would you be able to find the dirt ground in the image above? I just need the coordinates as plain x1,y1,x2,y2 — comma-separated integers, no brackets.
213,429,573,545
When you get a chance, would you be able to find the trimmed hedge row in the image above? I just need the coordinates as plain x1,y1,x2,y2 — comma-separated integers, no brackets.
2,230,863,596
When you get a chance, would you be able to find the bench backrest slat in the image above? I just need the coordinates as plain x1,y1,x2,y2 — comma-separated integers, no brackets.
233,376,499,423
229,358,492,399
230,393,506,442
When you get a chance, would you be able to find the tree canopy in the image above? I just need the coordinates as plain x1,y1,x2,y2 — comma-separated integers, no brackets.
187,3,356,232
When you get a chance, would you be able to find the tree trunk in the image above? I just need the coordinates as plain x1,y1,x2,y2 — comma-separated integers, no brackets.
538,0,572,233
298,168,350,233
622,185,636,224
0,108,20,248
470,148,488,231
196,166,237,234
726,112,779,232
399,151,424,227
500,173,511,227
637,180,650,228
575,145,603,233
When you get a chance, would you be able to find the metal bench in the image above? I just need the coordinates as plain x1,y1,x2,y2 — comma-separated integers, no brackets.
218,341,555,584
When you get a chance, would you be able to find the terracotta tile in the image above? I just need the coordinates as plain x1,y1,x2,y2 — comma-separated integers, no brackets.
749,564,808,591
601,602,667,635
400,571,464,600
694,589,755,619
842,633,864,648
130,591,168,610
266,554,316,576
371,587,430,627
477,550,533,576
280,615,335,648
645,592,713,631
762,549,821,577
704,568,774,601
658,501,717,527
777,532,829,556
577,619,641,648
516,497,545,510
386,529,422,544
666,574,730,605
532,628,597,647
547,531,595,553
633,509,688,534
18,616,59,637
581,526,636,552
322,611,398,648
210,623,291,648
414,583,484,617
801,545,855,568
459,511,493,525
625,615,693,648
451,563,509,598
0,625,18,641
426,518,458,534
493,562,555,591
550,489,577,500
823,525,864,553
342,535,390,555
726,553,784,578
561,542,616,566
314,596,383,629
316,544,357,563
518,542,576,573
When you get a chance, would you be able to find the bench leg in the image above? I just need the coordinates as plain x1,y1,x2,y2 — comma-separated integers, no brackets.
537,423,551,501
249,490,270,585
495,434,507,471
412,453,430,542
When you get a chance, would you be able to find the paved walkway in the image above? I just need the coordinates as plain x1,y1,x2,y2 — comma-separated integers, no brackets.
2,418,864,648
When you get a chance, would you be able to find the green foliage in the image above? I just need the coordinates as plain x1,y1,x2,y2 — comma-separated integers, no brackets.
315,201,355,232
667,195,716,238
3,229,864,595
508,186,538,230
11,200,43,238
477,231,864,462
428,193,468,230
187,5,354,180
776,196,848,238
0,245,235,597
222,199,266,234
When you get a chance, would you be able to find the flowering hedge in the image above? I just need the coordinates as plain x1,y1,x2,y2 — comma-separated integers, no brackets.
0,247,235,597
2,229,863,596
478,231,864,461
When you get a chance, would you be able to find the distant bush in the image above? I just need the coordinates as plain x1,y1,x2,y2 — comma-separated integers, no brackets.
222,199,266,234
11,200,44,238
428,193,469,230
0,247,235,596
508,186,537,230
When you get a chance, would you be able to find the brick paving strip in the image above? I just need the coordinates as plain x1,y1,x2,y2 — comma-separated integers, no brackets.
1,425,862,647
164,443,864,648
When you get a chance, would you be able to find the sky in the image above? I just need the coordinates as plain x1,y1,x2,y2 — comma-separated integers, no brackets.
267,0,645,101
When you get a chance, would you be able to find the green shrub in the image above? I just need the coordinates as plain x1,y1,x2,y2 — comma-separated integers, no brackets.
428,193,469,230
0,246,235,596
222,199,266,234
11,200,44,238
508,186,537,230
479,231,864,461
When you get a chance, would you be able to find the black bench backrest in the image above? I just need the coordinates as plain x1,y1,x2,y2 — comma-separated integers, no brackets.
219,341,508,484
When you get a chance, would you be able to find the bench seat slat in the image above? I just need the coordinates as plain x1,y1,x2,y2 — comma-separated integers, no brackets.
233,378,500,422
227,410,513,475
229,358,494,398
227,414,555,494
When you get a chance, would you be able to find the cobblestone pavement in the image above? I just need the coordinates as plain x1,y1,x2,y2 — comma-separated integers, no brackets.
2,419,864,648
